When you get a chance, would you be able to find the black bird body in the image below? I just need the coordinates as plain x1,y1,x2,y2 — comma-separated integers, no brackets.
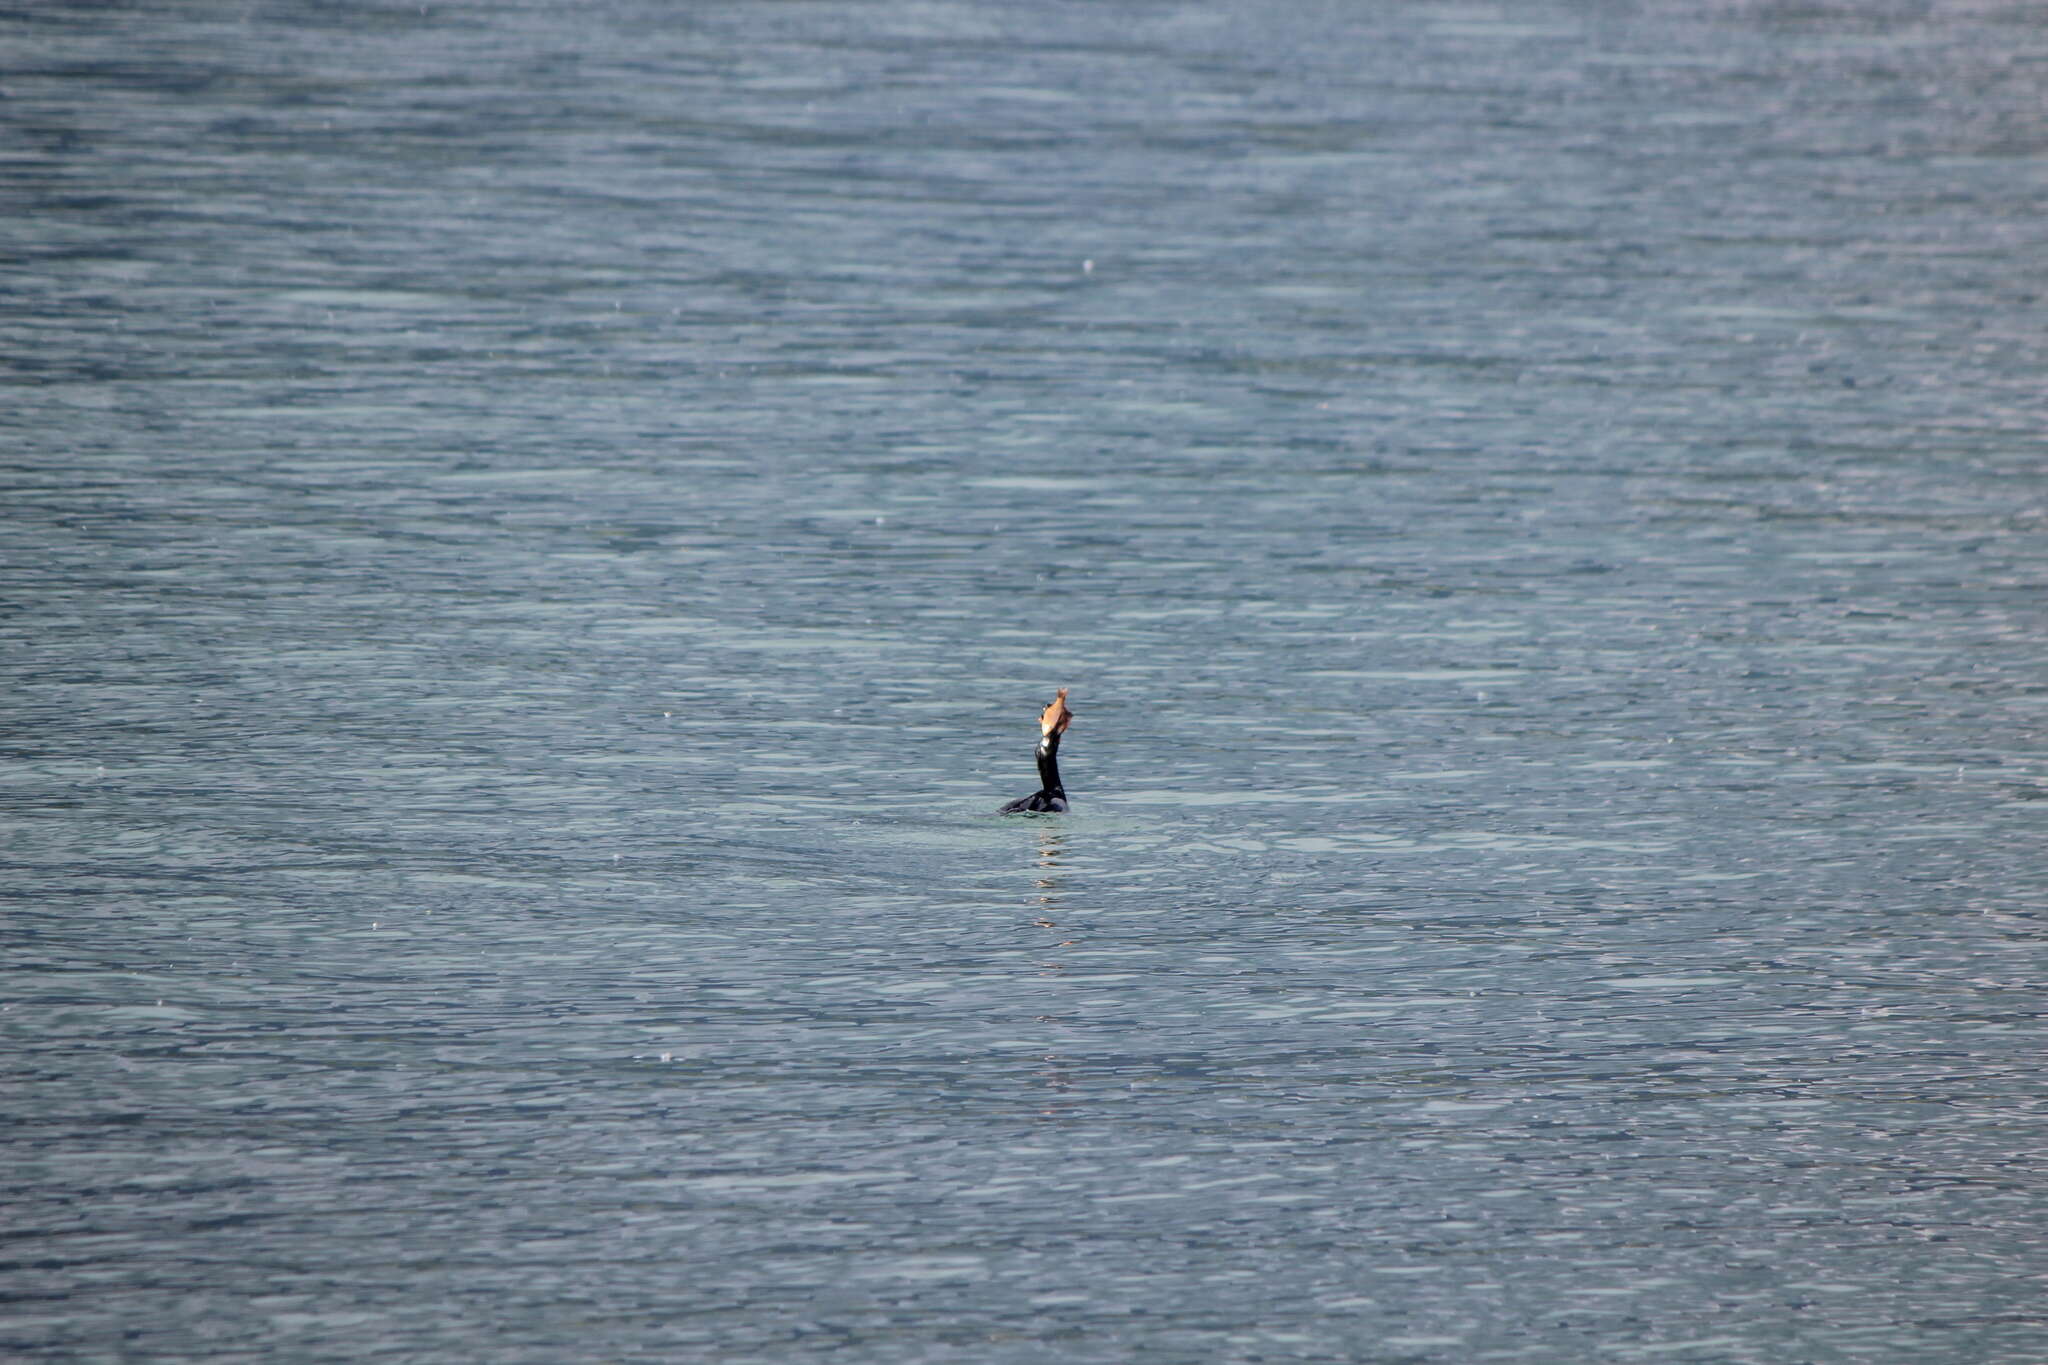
998,735,1068,813
998,688,1074,815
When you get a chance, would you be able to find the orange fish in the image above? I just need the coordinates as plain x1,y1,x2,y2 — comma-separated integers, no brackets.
1039,687,1074,740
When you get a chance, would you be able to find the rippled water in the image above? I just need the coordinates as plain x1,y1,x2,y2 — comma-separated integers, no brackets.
7,1,2048,1360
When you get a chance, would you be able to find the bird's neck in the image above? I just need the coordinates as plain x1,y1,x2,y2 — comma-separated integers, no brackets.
1035,735,1064,795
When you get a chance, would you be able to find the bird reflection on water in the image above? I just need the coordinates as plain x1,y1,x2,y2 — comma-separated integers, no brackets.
1031,828,1070,941
1026,827,1078,1114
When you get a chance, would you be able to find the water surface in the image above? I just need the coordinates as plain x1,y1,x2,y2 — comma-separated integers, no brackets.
6,1,2048,1360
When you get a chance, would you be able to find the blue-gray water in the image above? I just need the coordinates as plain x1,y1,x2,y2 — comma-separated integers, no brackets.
7,2,2048,1360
